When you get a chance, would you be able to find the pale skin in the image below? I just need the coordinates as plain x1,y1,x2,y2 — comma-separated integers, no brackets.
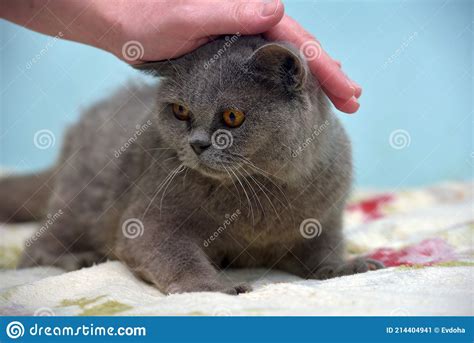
1,0,361,113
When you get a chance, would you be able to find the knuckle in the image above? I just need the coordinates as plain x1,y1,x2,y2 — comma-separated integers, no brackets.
231,2,253,25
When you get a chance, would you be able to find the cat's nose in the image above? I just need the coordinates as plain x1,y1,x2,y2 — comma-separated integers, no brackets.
190,140,211,155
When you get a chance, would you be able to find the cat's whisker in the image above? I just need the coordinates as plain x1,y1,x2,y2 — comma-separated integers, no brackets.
243,161,292,208
230,155,290,209
228,166,255,226
182,164,192,188
239,164,281,221
234,165,265,220
159,164,186,214
231,153,286,182
228,156,263,216
161,156,178,164
141,163,184,219
252,167,298,229
221,163,243,208
233,157,296,228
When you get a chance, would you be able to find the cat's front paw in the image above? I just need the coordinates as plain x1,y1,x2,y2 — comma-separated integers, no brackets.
311,257,384,280
18,246,101,271
166,280,252,295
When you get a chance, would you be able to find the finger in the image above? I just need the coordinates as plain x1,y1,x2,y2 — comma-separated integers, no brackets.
323,88,360,114
351,80,362,98
185,0,284,36
264,15,356,100
332,59,362,99
331,60,362,98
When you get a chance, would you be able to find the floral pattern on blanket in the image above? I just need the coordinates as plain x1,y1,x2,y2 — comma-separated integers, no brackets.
0,181,473,316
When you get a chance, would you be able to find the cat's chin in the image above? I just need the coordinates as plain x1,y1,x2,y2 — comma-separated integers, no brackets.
193,162,230,181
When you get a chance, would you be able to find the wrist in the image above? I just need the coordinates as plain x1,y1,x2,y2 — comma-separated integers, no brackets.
66,1,117,51
86,1,128,60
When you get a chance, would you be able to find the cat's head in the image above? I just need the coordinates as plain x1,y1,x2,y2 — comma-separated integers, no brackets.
136,36,330,182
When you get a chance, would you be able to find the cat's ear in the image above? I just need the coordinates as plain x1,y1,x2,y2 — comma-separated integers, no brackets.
246,43,307,90
132,60,177,78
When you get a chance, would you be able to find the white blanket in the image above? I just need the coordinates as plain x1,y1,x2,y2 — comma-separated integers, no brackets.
1,182,472,316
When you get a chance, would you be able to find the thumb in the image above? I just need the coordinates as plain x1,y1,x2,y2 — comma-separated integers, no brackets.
188,0,284,36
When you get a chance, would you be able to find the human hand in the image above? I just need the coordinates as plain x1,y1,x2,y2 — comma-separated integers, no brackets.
2,0,361,113
265,15,362,113
100,0,284,62
99,2,360,113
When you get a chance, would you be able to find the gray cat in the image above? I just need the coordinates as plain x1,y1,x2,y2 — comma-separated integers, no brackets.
0,36,382,294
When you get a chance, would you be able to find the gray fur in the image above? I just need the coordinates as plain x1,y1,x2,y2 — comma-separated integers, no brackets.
9,36,382,294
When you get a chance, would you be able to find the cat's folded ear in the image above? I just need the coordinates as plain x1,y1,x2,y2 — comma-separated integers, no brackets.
132,60,177,78
246,43,308,91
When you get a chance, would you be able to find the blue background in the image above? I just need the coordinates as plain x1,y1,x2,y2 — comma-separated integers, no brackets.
0,0,472,187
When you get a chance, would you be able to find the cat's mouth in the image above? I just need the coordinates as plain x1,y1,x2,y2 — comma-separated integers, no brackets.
195,161,229,179
182,151,244,180
186,156,244,181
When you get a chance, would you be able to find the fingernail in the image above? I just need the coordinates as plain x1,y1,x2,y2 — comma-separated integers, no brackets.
344,79,355,95
352,101,360,113
261,0,278,17
348,97,360,113
352,81,362,98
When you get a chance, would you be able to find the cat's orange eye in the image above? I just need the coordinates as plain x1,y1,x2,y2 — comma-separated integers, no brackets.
223,109,245,128
172,103,190,121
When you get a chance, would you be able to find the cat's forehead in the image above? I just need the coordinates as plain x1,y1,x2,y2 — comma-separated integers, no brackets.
198,36,263,62
180,36,265,81
164,47,261,104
